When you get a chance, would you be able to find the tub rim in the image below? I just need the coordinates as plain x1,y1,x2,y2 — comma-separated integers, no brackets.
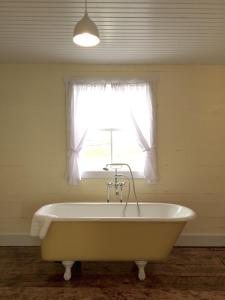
34,202,196,222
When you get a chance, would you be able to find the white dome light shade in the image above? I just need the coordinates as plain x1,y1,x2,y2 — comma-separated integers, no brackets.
73,13,100,47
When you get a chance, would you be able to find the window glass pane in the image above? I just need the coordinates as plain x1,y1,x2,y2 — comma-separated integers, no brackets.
81,130,111,171
81,129,144,172
113,130,144,171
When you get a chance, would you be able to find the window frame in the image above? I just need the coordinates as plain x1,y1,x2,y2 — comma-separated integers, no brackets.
65,78,158,184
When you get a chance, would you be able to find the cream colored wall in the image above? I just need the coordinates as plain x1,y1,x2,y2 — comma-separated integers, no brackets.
0,64,224,235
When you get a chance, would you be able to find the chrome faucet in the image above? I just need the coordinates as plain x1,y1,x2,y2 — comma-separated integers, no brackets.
103,164,128,202
103,163,140,215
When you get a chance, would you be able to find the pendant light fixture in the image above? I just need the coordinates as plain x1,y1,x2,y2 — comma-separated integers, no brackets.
73,0,100,47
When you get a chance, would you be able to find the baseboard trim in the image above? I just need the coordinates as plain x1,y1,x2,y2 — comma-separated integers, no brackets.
175,234,225,247
0,234,224,247
0,234,40,246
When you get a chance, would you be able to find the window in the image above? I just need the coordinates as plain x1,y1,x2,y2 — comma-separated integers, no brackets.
79,84,146,176
66,80,157,184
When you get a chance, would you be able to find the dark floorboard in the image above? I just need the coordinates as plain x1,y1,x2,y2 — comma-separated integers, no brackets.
0,247,225,299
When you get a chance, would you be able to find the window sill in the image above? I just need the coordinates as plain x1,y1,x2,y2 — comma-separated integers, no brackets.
81,170,144,179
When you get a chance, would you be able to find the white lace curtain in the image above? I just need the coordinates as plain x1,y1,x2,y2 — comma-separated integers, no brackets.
66,80,158,184
66,81,106,184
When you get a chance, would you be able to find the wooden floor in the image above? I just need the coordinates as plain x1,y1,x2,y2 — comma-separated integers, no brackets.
0,247,225,300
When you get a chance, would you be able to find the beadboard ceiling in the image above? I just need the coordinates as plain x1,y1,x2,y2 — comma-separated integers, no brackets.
0,0,225,64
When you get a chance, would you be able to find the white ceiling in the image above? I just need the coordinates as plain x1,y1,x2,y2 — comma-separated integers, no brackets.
0,0,225,64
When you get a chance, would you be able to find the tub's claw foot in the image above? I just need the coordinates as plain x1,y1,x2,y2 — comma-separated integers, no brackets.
62,261,74,281
135,261,147,281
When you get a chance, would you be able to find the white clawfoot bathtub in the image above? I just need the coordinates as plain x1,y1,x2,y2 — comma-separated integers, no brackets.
31,202,196,281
